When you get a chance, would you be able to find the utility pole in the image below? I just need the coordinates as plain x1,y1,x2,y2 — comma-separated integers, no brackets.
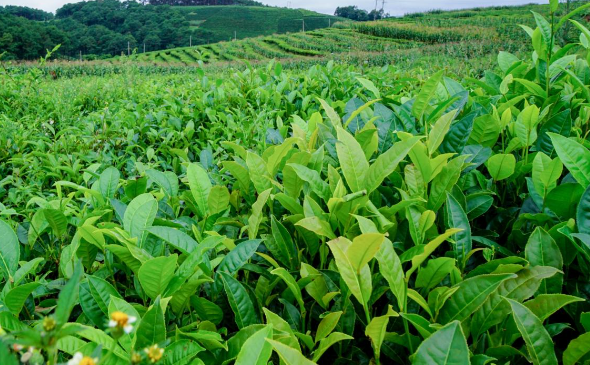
190,35,192,47
127,41,130,56
143,42,146,53
374,0,378,20
234,30,237,41
79,50,82,62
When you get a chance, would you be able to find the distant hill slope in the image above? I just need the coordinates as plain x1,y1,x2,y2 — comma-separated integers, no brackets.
176,6,343,43
123,1,587,71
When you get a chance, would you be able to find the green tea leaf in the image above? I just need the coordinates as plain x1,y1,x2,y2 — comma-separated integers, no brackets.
444,193,472,266
336,126,369,192
123,193,158,246
0,219,19,282
135,296,166,350
548,133,590,188
267,339,317,365
505,298,558,365
438,273,515,324
138,255,177,300
486,153,516,181
563,332,590,365
412,321,469,365
187,163,212,217
220,272,259,329
99,166,120,199
365,136,421,193
235,325,273,365
412,70,444,121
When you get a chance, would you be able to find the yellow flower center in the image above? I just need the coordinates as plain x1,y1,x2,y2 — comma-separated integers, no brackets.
111,311,129,327
79,357,97,365
145,345,164,362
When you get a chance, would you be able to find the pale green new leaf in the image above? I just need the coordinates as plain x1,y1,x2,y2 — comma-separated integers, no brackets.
336,126,369,192
123,193,157,245
187,163,212,217
138,255,177,300
235,325,273,365
548,133,590,188
267,339,318,365
365,136,421,193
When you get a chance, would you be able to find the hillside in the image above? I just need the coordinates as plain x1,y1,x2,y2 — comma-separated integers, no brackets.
177,6,342,43
0,1,339,60
124,2,551,67
125,1,589,70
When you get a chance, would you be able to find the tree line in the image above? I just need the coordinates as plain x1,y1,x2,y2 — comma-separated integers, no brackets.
334,6,387,21
0,1,212,60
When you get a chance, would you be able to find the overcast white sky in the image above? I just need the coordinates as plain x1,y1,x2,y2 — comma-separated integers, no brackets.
0,0,548,16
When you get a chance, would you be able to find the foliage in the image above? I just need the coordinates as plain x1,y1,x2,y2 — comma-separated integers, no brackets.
1,1,590,365
334,6,387,22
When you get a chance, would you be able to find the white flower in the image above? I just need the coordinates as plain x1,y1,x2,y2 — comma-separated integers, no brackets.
67,352,83,365
68,352,98,365
109,311,136,334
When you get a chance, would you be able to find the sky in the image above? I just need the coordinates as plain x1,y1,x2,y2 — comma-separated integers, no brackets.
1,0,548,16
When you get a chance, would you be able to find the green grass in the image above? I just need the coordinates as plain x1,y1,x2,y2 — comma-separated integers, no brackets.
176,5,342,43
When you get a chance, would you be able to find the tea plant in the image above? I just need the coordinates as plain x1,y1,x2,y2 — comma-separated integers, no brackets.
1,1,590,364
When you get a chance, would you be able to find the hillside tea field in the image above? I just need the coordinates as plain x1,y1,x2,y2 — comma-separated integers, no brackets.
3,2,590,365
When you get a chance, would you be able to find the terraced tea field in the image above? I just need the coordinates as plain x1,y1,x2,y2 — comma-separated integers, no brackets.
178,6,342,43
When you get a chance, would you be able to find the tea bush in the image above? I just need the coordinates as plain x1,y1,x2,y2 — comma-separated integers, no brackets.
1,1,590,364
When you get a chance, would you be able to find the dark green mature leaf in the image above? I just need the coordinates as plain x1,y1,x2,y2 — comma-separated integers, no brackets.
55,260,83,326
506,298,558,365
43,208,68,238
525,228,563,293
147,226,199,254
269,216,299,270
577,185,590,235
536,109,571,155
439,112,476,154
135,296,166,350
445,193,472,266
5,282,41,315
87,275,122,315
217,239,261,276
546,183,585,219
288,164,331,202
412,321,469,365
220,272,259,329
438,273,515,324
415,257,455,292
0,219,19,282
524,294,584,322
471,266,559,338
163,340,204,365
